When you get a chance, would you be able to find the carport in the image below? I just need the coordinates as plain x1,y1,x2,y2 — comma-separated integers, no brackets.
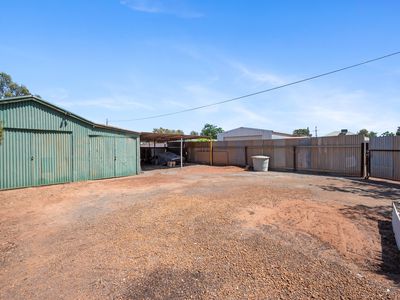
140,132,210,168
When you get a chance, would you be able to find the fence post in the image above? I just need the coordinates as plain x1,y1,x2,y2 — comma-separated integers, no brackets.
180,137,183,168
360,142,364,178
293,146,297,171
262,140,264,155
209,139,213,166
361,142,365,178
364,142,371,179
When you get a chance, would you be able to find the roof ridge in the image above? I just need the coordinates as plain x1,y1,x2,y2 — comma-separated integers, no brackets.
0,95,139,135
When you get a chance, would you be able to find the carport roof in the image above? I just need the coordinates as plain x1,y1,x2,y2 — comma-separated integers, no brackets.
140,132,209,142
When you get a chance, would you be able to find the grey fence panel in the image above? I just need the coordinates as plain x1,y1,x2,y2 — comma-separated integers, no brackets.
187,142,210,164
305,135,364,175
370,136,400,181
186,135,364,177
296,138,312,170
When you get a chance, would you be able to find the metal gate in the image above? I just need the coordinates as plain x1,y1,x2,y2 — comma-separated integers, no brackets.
369,136,400,181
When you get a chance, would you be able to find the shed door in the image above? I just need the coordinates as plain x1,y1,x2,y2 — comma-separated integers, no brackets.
115,137,137,177
0,129,72,189
31,131,72,186
0,129,33,189
89,136,116,179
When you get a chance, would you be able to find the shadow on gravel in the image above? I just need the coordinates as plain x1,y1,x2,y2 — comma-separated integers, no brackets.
317,178,400,201
340,205,400,283
122,268,219,299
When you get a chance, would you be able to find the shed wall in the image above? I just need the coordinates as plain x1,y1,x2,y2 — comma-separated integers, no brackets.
0,100,139,189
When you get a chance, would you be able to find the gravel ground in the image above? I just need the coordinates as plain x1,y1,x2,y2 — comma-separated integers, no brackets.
1,165,400,299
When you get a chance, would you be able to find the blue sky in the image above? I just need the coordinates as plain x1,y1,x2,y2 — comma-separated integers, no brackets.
1,0,400,135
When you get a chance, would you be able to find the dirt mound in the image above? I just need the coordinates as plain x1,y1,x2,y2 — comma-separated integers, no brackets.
237,200,377,263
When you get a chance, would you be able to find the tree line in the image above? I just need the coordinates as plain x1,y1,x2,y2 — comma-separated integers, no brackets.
0,72,32,99
292,127,400,138
153,123,224,139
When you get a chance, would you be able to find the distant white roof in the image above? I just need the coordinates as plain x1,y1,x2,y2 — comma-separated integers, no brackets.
217,127,295,141
222,127,293,137
324,130,356,136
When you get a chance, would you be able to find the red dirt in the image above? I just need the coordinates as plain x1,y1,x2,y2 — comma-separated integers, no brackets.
0,165,399,299
237,199,373,262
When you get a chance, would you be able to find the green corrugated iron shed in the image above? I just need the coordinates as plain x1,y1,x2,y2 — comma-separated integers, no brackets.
0,95,140,190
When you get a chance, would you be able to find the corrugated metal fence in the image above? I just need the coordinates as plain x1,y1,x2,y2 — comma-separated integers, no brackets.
186,135,366,177
369,136,400,181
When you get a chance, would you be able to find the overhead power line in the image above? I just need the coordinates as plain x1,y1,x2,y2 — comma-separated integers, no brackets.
111,50,400,122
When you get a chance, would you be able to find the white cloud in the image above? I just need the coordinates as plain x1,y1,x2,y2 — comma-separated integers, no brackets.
230,62,286,85
56,97,154,111
173,44,203,60
230,105,271,125
162,99,190,109
120,0,203,18
41,87,69,101
121,0,161,13
182,84,228,113
274,86,400,135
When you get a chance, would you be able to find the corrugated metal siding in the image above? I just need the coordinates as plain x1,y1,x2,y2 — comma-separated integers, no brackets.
370,136,400,181
32,131,72,186
89,136,138,180
0,100,139,189
306,135,363,175
89,136,115,179
395,138,400,180
0,129,73,189
187,135,364,176
0,129,32,189
1,101,72,131
73,129,90,182
245,140,296,170
115,137,137,177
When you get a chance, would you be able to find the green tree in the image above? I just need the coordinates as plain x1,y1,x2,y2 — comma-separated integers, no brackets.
357,129,368,137
152,127,184,135
396,127,400,136
292,127,311,137
381,131,395,137
0,72,31,99
200,123,224,139
357,129,377,138
190,130,199,136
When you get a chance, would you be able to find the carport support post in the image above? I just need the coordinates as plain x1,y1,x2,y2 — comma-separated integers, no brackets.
180,137,183,168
